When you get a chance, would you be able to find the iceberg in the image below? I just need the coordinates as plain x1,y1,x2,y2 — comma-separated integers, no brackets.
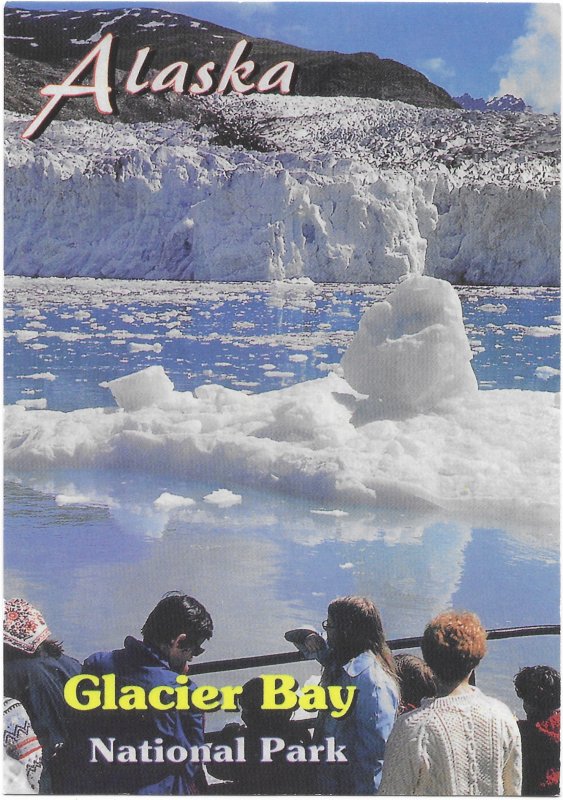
4,277,558,532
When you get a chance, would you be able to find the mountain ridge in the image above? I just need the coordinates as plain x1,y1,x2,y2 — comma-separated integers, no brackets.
5,5,460,124
454,93,531,113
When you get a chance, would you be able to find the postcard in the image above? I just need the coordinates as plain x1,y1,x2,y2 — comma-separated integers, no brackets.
4,2,560,795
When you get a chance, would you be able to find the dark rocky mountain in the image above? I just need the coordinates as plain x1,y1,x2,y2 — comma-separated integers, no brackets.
454,93,530,113
5,5,459,125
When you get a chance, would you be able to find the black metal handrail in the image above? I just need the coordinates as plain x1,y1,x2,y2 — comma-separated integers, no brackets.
190,624,560,676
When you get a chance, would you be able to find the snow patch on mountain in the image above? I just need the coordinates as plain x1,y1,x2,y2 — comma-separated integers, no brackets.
5,95,560,284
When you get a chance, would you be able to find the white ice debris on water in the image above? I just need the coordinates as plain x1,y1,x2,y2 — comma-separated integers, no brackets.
102,365,176,411
4,95,560,285
535,366,560,381
153,492,196,511
311,509,349,517
55,493,94,506
203,489,242,508
18,371,56,381
4,277,558,528
15,398,47,409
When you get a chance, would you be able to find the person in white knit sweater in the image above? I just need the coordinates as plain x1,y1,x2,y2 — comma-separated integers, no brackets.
379,611,522,796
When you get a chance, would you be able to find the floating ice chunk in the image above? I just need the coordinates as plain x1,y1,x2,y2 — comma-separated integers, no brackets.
104,365,175,411
339,562,354,569
523,326,559,338
15,329,39,343
166,329,183,338
535,366,560,381
203,489,242,508
341,276,477,419
289,354,308,363
477,303,508,313
311,509,349,517
153,492,196,511
16,398,47,409
129,342,162,352
18,372,56,381
55,493,97,506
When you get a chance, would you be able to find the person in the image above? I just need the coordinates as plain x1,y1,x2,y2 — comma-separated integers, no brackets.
4,598,80,793
207,676,313,794
379,610,522,796
514,665,560,796
287,595,399,794
394,653,437,713
60,591,213,795
4,696,43,792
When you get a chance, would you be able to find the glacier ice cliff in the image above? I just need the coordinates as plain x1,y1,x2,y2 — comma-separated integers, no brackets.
5,96,560,285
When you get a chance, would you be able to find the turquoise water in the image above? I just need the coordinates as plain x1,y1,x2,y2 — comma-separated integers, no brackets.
4,280,560,726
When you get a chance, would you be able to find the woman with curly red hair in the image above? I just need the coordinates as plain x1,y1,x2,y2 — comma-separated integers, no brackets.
379,610,522,796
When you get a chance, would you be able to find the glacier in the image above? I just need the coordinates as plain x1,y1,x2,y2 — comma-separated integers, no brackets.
5,96,560,285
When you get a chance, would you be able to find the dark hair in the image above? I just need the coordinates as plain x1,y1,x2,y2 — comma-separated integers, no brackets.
514,666,560,714
141,592,213,646
4,639,64,660
238,677,293,728
328,596,396,676
394,653,437,708
421,611,487,684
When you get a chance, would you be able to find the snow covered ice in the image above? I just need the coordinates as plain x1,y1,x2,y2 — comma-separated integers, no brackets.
4,277,558,535
5,95,560,285
341,276,477,419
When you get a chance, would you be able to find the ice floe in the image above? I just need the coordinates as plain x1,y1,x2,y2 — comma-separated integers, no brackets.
4,277,558,532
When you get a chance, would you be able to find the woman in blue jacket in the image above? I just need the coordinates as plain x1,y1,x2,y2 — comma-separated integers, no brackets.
289,596,399,795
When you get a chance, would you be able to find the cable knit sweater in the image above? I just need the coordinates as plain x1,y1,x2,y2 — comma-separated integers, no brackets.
379,686,522,796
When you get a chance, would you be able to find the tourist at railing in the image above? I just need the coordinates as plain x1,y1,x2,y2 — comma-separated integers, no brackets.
3,598,80,793
514,665,560,796
287,595,399,795
393,653,437,714
3,696,43,792
379,610,522,796
58,591,213,795
206,676,314,794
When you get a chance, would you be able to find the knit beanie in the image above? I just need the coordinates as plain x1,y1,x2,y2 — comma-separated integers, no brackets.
4,598,50,654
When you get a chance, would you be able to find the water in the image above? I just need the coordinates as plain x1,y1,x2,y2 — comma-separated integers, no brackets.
4,278,560,726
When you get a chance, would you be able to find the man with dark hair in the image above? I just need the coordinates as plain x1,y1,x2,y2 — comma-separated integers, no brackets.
60,592,213,795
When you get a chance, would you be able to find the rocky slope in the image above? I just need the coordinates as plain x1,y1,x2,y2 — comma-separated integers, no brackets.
5,5,458,124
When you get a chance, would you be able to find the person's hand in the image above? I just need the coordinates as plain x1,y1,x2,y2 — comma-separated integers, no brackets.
285,627,326,660
221,722,244,735
300,633,325,657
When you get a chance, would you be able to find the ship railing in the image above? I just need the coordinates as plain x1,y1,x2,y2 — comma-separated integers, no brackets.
190,624,560,740
191,624,560,676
